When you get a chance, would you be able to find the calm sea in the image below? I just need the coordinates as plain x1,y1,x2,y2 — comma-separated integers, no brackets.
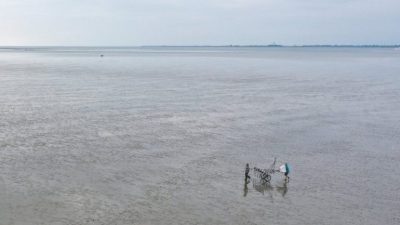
0,47,399,225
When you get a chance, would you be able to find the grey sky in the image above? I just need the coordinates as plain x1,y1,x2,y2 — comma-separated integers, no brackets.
0,0,399,45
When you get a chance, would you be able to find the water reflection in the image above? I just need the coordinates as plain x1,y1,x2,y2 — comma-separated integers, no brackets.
243,177,288,199
276,182,288,197
252,179,274,201
252,179,274,195
243,179,250,197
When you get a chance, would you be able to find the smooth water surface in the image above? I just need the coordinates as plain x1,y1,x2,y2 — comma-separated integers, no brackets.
0,47,399,225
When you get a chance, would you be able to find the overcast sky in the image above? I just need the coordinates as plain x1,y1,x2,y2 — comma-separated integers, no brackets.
0,0,399,46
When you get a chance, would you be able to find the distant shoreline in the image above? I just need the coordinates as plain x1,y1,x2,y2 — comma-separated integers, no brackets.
0,45,399,49
142,45,400,48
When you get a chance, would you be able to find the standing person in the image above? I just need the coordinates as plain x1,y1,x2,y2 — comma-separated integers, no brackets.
279,163,290,182
245,163,251,181
284,163,290,182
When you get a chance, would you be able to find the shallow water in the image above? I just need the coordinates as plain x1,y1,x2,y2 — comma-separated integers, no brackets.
0,47,399,225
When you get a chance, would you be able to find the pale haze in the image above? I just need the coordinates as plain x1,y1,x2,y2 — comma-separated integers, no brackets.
0,0,399,46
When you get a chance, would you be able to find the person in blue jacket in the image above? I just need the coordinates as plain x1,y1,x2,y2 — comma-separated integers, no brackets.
279,163,290,182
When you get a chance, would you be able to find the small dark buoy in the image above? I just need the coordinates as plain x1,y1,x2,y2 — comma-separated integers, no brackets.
100,54,104,57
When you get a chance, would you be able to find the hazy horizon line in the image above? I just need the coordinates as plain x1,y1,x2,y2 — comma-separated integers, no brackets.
1,44,399,48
